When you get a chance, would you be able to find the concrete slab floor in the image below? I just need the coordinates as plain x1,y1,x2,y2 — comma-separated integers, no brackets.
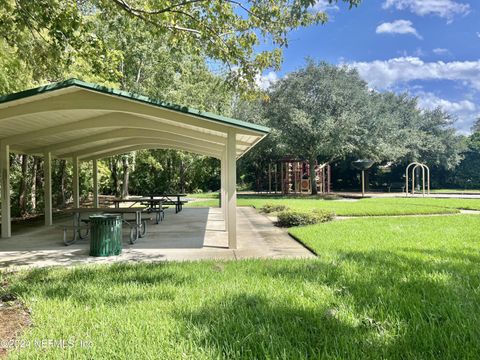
0,207,315,269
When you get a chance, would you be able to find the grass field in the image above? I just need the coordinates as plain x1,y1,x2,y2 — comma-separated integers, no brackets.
3,215,480,358
186,192,219,199
430,189,480,194
186,196,480,216
3,196,480,358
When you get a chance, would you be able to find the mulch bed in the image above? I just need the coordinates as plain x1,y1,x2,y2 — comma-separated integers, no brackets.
0,279,31,358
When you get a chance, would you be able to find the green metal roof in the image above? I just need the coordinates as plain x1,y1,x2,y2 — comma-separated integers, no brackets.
0,78,270,134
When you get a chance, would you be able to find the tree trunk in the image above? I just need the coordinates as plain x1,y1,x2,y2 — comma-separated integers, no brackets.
167,156,172,191
364,170,370,192
179,160,186,193
35,158,43,210
30,157,43,211
111,160,120,197
31,158,37,211
310,156,318,195
122,157,129,198
18,155,28,216
415,167,420,191
59,159,67,208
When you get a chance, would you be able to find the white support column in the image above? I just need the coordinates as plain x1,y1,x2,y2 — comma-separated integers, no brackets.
72,156,80,208
44,152,52,226
0,143,11,238
226,130,237,249
220,150,227,230
93,159,99,208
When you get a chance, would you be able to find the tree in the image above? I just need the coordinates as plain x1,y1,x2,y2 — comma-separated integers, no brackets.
0,0,122,84
447,119,480,189
0,0,361,93
471,117,480,134
0,40,34,95
127,149,219,194
235,98,285,191
374,92,463,169
122,156,130,198
262,61,464,194
110,157,122,197
265,61,383,194
18,155,29,216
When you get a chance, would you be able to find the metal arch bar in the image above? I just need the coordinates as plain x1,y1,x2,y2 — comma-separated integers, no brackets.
405,161,421,196
412,164,426,196
406,162,430,196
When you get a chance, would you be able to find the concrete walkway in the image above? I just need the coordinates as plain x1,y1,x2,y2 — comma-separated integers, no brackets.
0,207,314,269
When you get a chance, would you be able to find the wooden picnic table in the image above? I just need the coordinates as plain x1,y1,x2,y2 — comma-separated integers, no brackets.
62,207,147,246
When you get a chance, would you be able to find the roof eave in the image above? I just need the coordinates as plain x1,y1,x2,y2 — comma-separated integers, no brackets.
0,79,270,135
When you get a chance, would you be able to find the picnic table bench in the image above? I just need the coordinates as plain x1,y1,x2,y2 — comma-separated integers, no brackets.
148,194,187,213
113,198,167,224
60,207,148,246
114,194,188,216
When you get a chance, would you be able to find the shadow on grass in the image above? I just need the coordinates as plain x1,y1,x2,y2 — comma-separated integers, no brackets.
5,249,480,359
174,250,480,359
8,263,190,305
252,250,480,358
176,293,367,359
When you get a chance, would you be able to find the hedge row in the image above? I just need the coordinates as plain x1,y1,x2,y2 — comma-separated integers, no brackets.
276,209,335,227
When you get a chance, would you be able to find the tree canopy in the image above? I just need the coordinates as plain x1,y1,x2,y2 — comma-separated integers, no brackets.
249,61,464,194
267,62,378,164
0,0,361,93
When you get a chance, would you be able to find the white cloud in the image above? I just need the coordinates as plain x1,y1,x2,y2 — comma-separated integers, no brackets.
477,32,480,38
432,48,449,55
382,0,470,22
417,92,476,113
312,0,339,12
255,71,279,90
376,19,422,39
416,92,478,132
350,57,480,90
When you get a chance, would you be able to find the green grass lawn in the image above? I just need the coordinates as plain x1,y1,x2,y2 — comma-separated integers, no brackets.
288,215,480,357
186,196,480,216
186,192,219,199
3,214,480,358
430,189,480,194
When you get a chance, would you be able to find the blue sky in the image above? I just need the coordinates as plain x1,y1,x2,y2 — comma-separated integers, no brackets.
257,0,480,133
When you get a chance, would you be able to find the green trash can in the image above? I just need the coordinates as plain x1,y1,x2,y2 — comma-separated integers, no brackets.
89,214,122,257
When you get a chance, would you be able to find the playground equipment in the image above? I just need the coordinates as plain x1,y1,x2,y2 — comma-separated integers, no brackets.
351,159,374,197
405,162,430,196
266,158,331,194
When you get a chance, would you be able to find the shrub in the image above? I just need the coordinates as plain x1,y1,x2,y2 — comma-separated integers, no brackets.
259,203,289,214
276,209,335,227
